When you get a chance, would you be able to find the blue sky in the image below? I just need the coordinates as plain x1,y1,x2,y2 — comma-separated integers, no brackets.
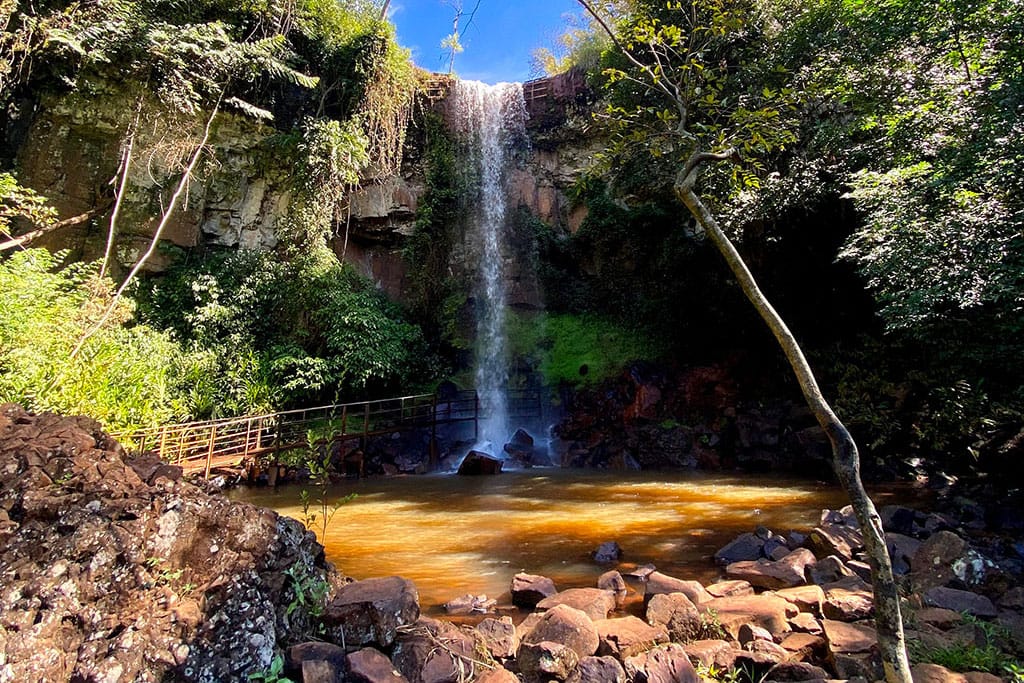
388,0,583,84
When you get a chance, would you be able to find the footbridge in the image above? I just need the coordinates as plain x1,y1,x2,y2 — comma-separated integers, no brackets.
113,389,542,479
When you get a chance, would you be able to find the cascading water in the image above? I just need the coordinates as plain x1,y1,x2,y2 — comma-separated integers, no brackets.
449,80,527,452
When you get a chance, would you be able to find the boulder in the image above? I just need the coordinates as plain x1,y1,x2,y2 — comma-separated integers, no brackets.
594,616,669,660
881,505,918,535
779,632,826,658
681,640,735,668
511,573,558,608
457,451,503,475
915,607,962,630
624,643,698,683
923,587,998,618
715,532,765,565
822,576,874,621
537,588,617,621
391,618,481,683
323,576,420,648
805,555,854,585
566,655,627,683
912,530,968,591
644,572,713,606
517,641,579,681
771,585,825,614
909,664,1003,683
598,570,628,607
822,619,877,654
594,541,623,563
886,532,923,575
646,592,701,643
521,604,600,658
287,642,349,672
475,667,520,683
347,648,410,683
476,617,519,660
706,580,754,598
765,661,831,681
738,623,774,645
726,548,816,590
808,523,863,561
788,612,824,635
444,593,494,615
699,594,798,642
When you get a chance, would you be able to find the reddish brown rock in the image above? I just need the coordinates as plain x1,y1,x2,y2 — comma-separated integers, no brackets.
808,523,862,561
624,643,698,683
738,623,774,645
923,587,998,618
706,580,754,598
566,655,627,683
726,549,816,590
714,532,766,565
522,604,600,659
324,576,420,648
347,648,410,683
476,617,519,660
805,554,855,585
594,616,669,660
646,592,701,643
475,667,520,683
518,641,579,681
681,640,735,668
700,594,798,641
779,632,826,658
771,584,825,614
644,572,713,606
822,576,874,621
537,588,616,622
511,573,558,608
788,612,823,635
912,531,968,592
765,661,831,681
915,607,963,630
822,619,877,654
391,617,480,683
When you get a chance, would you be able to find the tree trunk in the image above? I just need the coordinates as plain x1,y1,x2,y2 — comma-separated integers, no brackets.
675,175,912,683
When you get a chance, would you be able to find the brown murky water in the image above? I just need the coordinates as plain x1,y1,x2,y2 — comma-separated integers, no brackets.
233,469,910,615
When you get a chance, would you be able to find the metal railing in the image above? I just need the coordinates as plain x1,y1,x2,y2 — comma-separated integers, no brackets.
113,388,544,478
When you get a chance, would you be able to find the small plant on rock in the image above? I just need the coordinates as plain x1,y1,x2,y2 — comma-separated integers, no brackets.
247,653,293,683
297,428,355,540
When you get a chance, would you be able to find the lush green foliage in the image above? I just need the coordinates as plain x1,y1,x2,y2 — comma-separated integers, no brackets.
558,0,1024,469
0,173,56,235
139,248,432,416
0,250,183,430
402,113,471,357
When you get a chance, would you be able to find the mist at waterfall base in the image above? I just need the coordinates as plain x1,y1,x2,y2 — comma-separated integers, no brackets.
449,80,530,460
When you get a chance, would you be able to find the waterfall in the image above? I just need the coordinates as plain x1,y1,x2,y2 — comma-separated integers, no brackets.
449,80,527,452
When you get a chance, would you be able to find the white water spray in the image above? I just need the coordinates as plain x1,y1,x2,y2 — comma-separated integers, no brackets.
449,80,527,452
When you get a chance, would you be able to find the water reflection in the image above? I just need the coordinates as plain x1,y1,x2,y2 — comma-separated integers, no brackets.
234,470,881,614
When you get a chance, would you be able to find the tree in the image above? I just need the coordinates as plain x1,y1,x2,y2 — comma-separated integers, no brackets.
574,2,912,680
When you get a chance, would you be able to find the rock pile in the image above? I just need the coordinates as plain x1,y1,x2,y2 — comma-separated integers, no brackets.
0,404,342,682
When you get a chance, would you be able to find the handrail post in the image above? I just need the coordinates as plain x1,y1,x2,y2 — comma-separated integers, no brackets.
474,392,479,441
341,405,348,435
158,426,168,462
204,425,217,480
244,417,254,460
363,402,370,435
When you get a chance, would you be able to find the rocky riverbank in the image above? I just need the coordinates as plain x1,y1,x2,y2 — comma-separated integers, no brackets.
2,404,1023,682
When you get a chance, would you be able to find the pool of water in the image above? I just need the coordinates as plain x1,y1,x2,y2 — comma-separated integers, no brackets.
232,469,909,615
